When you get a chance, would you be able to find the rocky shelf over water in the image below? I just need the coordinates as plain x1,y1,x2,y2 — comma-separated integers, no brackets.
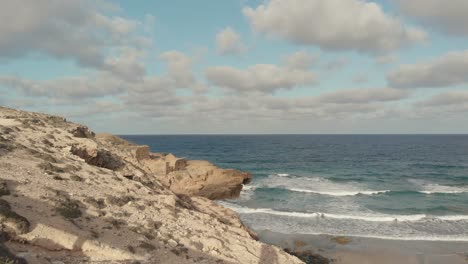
0,106,303,263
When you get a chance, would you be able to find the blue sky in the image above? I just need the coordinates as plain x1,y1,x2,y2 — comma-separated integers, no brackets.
0,0,467,134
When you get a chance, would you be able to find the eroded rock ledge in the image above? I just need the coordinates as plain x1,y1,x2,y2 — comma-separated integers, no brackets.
0,106,302,264
96,133,252,200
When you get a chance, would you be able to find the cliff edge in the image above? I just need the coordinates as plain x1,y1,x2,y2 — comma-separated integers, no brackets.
0,106,302,263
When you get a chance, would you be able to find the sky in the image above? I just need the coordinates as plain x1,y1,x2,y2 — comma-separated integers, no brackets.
0,0,467,134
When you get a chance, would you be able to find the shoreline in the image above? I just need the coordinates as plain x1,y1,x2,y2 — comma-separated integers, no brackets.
256,229,468,264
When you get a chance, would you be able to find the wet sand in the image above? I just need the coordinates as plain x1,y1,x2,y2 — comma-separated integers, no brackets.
257,230,468,264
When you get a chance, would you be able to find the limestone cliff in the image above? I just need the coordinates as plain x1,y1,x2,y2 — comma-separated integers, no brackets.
0,106,302,264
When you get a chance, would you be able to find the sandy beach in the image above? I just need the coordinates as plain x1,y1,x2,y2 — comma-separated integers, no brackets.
257,230,468,264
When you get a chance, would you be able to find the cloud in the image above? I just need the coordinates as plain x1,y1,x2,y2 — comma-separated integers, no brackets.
103,47,147,81
0,50,203,102
243,0,426,54
325,57,349,71
185,87,410,124
0,73,126,99
352,73,369,84
375,54,398,65
65,101,125,118
124,77,186,110
159,51,197,88
412,90,468,119
197,88,408,121
216,27,246,55
205,63,316,94
388,50,468,88
187,91,397,122
282,51,317,70
415,90,468,107
0,0,149,71
317,88,409,104
156,50,209,94
395,0,468,36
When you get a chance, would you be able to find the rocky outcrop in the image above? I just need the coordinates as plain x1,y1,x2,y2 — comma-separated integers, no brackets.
70,144,123,170
134,145,150,161
70,125,95,138
0,106,303,264
138,157,252,199
94,133,252,200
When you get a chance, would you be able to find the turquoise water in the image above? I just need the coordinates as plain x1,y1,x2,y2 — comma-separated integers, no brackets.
122,135,468,241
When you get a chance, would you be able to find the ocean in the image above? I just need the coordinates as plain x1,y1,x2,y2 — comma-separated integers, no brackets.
121,135,468,241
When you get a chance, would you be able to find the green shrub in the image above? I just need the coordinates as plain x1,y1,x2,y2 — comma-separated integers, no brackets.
138,242,156,252
0,182,10,197
70,175,83,182
55,198,82,219
37,162,64,173
84,197,106,209
0,199,30,234
106,195,135,207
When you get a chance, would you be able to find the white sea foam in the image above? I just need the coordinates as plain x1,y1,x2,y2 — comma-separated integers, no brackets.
275,173,290,177
220,202,468,223
242,185,256,191
289,188,390,196
419,184,468,194
264,231,468,242
409,179,468,194
262,174,388,197
430,215,468,221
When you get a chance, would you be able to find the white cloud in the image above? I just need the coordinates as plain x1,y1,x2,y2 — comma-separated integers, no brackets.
243,0,426,54
317,88,409,104
103,47,147,81
124,77,186,109
159,51,197,89
0,0,149,72
0,50,203,101
325,57,349,71
157,50,210,94
352,74,369,84
66,101,125,118
216,27,246,55
388,50,468,88
282,51,317,70
395,0,468,36
205,64,316,94
412,90,468,119
415,90,468,107
375,54,398,65
0,73,126,99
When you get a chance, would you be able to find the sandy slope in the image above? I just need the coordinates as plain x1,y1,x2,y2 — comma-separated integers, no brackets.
0,106,302,264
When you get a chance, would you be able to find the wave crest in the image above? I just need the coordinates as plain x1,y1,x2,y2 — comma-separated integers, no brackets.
220,203,468,223
289,188,390,196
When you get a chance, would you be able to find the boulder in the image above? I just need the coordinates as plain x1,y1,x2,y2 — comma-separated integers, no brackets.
134,145,150,161
70,145,123,170
163,160,252,200
165,154,187,172
70,126,95,138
